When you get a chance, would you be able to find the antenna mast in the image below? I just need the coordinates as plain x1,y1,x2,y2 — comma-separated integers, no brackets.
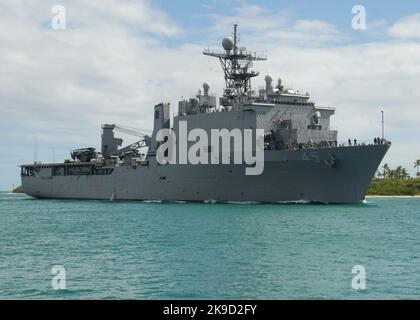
381,110,384,140
203,24,267,107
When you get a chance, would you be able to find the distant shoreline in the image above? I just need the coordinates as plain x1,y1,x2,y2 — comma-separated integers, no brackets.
366,195,420,198
12,186,24,193
368,178,419,197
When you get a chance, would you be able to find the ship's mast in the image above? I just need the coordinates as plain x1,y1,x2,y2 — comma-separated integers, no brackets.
203,24,267,107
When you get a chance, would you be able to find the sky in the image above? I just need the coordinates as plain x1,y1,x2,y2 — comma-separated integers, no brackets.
0,0,420,190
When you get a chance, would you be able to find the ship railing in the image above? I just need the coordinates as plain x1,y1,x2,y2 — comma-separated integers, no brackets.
338,138,391,147
254,98,314,106
265,141,338,151
266,138,390,151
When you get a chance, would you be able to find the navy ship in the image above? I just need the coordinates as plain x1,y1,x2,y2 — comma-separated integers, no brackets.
20,25,390,203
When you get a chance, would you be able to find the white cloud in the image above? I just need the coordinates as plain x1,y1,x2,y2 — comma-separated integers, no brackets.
266,19,341,44
389,13,420,39
0,0,198,188
0,0,190,135
207,5,288,33
366,19,388,33
207,5,342,46
82,0,182,36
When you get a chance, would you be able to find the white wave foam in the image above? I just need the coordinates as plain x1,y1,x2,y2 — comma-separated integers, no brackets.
142,200,162,203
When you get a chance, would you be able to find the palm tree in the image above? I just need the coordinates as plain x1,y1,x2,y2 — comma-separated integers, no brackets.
399,167,410,180
382,163,391,179
414,159,420,177
391,166,410,180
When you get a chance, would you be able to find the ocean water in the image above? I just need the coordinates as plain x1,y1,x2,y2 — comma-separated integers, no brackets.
0,192,419,300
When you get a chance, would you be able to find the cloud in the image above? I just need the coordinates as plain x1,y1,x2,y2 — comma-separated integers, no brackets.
389,13,420,40
0,0,196,188
207,5,288,33
82,0,182,36
266,19,341,44
363,19,388,35
206,5,342,46
0,0,188,137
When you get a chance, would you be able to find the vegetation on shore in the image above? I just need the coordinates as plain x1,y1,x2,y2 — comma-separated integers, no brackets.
12,185,24,193
368,178,420,196
367,161,420,196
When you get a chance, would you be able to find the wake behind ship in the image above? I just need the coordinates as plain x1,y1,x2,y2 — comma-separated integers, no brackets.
20,25,390,204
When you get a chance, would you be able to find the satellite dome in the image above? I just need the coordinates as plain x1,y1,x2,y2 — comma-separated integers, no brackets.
203,82,210,91
265,75,273,84
222,37,234,51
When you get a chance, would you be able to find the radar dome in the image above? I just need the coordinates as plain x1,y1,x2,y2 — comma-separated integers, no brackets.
203,82,210,91
265,75,273,84
222,37,234,51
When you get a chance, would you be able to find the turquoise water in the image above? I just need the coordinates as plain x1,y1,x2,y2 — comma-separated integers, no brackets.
0,192,419,299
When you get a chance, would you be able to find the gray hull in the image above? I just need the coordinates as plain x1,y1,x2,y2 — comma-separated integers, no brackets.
21,144,389,204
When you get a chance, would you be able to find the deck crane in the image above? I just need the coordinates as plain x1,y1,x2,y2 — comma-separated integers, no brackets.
100,124,152,159
113,125,152,139
111,125,151,159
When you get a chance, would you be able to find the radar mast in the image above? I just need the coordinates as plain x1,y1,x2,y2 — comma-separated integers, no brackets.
203,24,267,108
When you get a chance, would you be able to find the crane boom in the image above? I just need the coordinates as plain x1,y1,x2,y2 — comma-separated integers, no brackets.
114,125,151,138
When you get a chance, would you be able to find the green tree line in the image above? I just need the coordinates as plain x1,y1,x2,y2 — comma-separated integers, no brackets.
368,160,420,195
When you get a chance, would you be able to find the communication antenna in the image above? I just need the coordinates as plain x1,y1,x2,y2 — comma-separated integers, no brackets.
203,24,267,107
381,110,384,140
34,136,38,163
